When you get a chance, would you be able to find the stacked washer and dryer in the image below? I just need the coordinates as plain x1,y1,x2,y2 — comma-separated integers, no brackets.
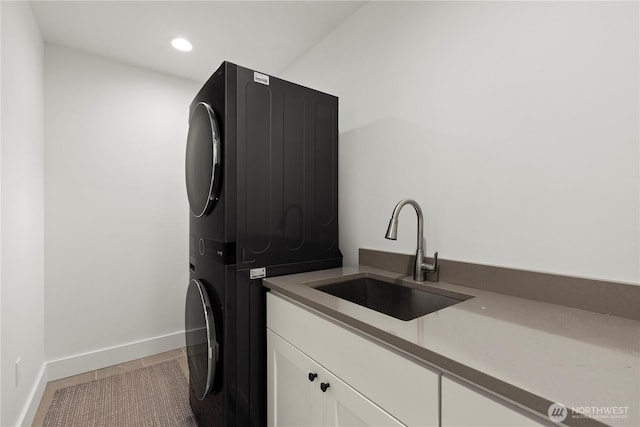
184,62,342,426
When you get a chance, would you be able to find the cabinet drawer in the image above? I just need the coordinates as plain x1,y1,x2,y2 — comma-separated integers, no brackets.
267,292,439,427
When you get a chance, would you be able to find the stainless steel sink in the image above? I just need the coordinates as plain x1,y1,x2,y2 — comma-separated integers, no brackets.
315,276,471,321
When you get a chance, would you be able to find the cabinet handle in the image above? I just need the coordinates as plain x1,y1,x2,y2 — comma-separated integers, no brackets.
308,373,318,382
320,382,330,392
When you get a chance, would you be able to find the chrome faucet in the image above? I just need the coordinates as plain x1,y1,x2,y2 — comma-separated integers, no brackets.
385,199,439,282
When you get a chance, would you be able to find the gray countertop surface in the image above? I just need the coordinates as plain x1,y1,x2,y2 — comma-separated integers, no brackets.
263,265,640,427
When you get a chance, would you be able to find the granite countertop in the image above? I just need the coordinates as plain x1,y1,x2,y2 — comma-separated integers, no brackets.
263,265,640,427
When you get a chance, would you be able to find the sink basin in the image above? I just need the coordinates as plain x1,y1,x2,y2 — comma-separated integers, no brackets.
315,276,469,321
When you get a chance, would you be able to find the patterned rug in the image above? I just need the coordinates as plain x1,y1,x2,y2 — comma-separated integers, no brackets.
43,360,197,426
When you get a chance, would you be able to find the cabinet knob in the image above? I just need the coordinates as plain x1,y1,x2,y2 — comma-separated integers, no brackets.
308,373,318,382
320,382,330,392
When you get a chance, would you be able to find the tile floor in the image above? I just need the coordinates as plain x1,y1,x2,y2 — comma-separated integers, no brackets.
32,348,189,426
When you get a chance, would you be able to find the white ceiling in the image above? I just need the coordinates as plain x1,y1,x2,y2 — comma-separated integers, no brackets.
31,1,365,83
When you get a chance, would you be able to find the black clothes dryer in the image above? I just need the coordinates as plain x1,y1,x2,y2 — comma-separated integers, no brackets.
185,62,342,427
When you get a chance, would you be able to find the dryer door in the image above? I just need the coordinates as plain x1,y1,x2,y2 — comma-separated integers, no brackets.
185,279,222,400
185,102,222,217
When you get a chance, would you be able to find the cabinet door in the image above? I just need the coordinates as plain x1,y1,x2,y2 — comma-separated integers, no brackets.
269,328,406,427
442,377,545,427
319,367,406,427
267,329,321,426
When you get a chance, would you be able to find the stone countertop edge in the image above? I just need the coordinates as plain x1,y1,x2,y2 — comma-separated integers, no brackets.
263,266,637,427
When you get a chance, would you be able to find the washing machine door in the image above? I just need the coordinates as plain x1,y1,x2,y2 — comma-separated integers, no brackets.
185,279,222,400
185,102,222,217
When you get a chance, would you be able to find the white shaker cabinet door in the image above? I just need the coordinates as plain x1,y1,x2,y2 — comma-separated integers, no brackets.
268,329,405,427
320,367,406,427
441,377,545,427
267,329,319,427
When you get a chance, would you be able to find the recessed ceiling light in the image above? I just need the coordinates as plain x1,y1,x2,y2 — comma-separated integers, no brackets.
171,37,192,52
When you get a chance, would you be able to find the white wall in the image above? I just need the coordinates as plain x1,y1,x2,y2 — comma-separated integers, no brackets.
44,45,199,369
1,2,46,425
282,1,639,284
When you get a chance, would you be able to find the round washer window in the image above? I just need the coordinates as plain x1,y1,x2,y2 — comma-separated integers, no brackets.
185,102,221,217
185,279,220,400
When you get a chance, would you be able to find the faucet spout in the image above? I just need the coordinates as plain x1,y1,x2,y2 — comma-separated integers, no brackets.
385,199,424,252
384,218,399,240
384,199,438,281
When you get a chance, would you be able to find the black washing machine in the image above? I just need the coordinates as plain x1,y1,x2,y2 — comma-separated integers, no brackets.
185,62,342,426
186,237,236,426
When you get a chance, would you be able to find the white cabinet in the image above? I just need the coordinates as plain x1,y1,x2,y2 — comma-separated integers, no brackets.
267,293,440,427
267,292,547,427
441,377,545,427
268,329,405,427
267,329,316,426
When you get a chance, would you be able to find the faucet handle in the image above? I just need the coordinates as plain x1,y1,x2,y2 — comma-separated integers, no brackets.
421,252,439,282
422,251,438,272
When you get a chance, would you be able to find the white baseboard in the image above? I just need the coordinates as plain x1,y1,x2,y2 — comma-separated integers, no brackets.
47,331,185,381
17,363,48,427
18,331,185,426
